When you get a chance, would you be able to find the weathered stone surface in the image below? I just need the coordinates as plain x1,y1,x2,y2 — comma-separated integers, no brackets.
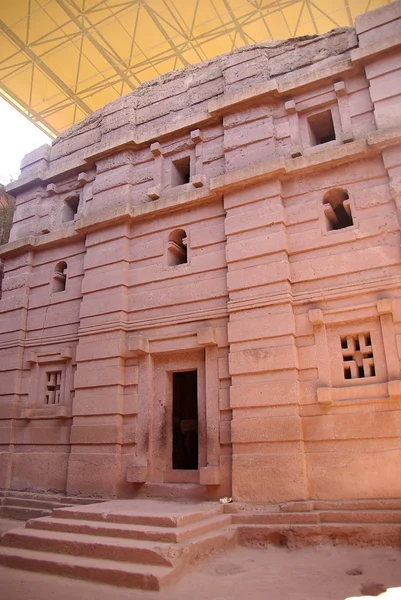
1,2,401,528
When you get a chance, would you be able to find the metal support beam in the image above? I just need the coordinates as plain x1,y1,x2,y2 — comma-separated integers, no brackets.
0,20,92,117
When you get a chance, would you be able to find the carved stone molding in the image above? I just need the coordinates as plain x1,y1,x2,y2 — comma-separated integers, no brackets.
310,300,400,405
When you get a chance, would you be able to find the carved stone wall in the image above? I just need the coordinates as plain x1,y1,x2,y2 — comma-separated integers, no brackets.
1,1,401,502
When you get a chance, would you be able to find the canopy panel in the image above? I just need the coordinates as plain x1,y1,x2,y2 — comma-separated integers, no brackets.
0,0,392,137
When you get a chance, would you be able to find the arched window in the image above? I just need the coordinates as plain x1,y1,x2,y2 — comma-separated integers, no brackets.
62,195,79,223
52,261,67,292
168,229,188,266
323,188,353,231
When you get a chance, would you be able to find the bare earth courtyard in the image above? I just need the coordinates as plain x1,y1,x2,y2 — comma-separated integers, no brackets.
1,517,401,600
0,528,400,600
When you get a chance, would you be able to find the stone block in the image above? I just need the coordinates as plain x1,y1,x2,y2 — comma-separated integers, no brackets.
199,466,220,485
128,335,149,356
197,327,217,347
126,465,148,483
229,345,298,375
232,453,307,503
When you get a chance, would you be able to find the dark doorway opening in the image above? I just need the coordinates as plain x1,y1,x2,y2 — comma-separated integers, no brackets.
172,371,198,470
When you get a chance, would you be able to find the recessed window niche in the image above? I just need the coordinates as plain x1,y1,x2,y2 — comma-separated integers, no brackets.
308,110,336,146
52,261,67,292
62,195,79,223
323,188,353,231
168,229,188,266
171,157,191,187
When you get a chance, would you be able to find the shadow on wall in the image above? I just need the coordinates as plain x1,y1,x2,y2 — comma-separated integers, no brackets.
0,184,16,298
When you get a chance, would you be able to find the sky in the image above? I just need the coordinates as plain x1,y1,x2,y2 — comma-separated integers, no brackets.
0,97,52,186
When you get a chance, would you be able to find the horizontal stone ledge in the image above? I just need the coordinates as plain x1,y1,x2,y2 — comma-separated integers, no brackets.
367,125,401,149
2,131,397,258
316,380,398,405
0,225,81,258
351,33,401,64
87,110,214,162
209,79,279,115
7,156,91,195
211,138,370,193
19,406,71,420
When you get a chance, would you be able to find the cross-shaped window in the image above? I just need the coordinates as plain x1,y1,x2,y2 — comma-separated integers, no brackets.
341,334,375,379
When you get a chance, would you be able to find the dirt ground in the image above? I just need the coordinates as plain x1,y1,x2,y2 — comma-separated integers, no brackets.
1,519,401,600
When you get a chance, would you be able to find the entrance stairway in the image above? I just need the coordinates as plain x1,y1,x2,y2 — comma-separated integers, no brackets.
1,497,400,590
0,499,236,590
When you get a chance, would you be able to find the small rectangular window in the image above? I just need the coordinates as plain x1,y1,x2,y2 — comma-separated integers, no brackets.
308,110,336,146
62,196,79,223
171,157,191,187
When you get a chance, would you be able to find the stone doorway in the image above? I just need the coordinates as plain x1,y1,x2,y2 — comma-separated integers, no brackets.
151,351,206,485
172,370,198,471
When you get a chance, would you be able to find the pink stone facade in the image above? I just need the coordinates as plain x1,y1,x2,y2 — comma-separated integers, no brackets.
1,2,401,506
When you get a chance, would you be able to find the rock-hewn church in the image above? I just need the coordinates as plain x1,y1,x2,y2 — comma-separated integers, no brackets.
1,0,401,587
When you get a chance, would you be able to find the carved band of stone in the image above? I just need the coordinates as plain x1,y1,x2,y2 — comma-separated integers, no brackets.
27,346,73,364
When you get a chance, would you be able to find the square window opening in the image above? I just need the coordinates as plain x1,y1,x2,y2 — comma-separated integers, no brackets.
62,196,79,223
307,110,336,146
171,157,191,187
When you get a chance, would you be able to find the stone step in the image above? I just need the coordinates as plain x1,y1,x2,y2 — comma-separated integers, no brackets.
0,507,52,521
0,491,63,502
313,499,401,511
63,496,107,505
27,513,232,543
0,498,236,590
0,510,237,589
0,546,176,590
237,523,401,547
318,510,401,524
232,512,320,525
0,490,106,507
52,499,223,528
232,509,401,525
2,528,176,566
277,498,401,512
2,497,72,510
135,483,209,501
